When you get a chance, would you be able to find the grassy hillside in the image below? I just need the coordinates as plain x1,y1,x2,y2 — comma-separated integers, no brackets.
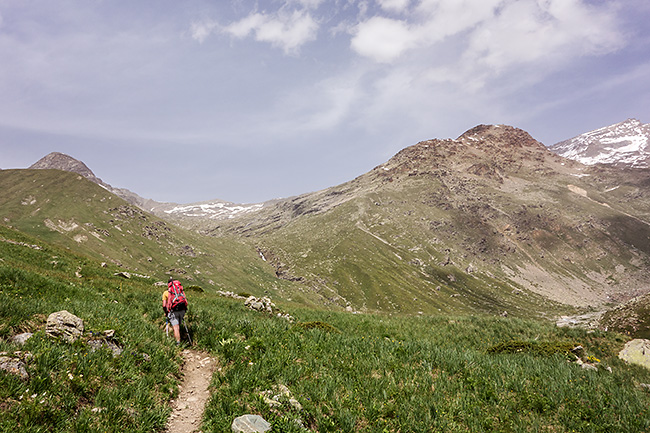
2,225,650,432
0,169,323,306
206,126,650,316
0,224,179,432
600,293,650,339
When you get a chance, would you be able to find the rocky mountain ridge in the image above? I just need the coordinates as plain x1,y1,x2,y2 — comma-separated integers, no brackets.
550,118,650,167
28,151,264,223
200,124,650,314
29,152,107,186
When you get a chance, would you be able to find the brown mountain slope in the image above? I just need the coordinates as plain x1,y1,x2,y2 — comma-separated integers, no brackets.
202,125,650,316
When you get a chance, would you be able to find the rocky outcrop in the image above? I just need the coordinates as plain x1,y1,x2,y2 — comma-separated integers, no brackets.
244,296,295,322
46,310,84,343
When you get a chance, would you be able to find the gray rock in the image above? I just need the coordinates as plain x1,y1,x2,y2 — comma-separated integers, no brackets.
0,356,28,380
618,339,650,370
581,363,598,371
46,310,84,343
10,333,33,345
260,384,303,411
231,414,271,432
87,339,123,357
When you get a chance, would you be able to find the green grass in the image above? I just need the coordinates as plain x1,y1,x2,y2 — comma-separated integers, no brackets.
0,225,181,432
197,302,650,432
2,224,650,432
0,169,306,304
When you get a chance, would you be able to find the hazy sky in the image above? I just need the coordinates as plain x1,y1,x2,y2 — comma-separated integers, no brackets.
1,0,649,204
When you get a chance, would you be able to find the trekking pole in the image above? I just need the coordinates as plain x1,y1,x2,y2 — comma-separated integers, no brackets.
183,318,192,345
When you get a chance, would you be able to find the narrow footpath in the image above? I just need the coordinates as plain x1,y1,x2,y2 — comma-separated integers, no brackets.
166,349,217,433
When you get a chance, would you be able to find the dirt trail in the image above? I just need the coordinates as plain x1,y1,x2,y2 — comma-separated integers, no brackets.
166,349,217,433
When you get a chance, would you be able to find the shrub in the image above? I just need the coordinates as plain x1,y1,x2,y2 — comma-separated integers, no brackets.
295,321,341,333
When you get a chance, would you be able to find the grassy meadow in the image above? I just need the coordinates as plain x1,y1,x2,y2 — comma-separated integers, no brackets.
2,224,650,432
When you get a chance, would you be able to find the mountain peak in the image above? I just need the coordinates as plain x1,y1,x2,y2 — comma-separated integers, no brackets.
457,124,543,150
29,152,105,185
550,118,650,167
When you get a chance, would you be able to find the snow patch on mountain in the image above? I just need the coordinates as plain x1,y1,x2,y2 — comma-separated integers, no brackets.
164,201,264,219
550,119,650,167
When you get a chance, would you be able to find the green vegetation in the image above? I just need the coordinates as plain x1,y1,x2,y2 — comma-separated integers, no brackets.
0,169,305,303
0,225,180,432
2,224,650,432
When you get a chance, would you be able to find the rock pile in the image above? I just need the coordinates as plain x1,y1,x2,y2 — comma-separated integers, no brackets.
245,296,275,313
216,291,295,322
260,384,303,411
245,296,295,323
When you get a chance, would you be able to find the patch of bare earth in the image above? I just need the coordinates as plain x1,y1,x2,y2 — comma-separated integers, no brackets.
166,349,217,433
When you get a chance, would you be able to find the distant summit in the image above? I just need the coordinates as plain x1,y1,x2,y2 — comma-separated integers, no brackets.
28,151,162,210
29,152,107,186
550,118,650,167
27,151,254,220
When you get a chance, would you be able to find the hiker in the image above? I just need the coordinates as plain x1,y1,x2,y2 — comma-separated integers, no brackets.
165,276,188,345
161,288,170,336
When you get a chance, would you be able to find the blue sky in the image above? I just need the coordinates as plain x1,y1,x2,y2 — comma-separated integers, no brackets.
1,0,649,204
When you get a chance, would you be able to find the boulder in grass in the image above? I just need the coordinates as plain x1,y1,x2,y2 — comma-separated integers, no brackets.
0,356,28,380
618,339,650,370
46,311,84,343
231,414,271,433
10,333,33,346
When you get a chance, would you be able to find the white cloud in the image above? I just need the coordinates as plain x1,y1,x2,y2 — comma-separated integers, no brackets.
293,0,326,8
348,0,625,82
190,19,219,43
415,0,504,42
377,0,411,13
224,9,318,54
350,16,417,63
464,0,625,73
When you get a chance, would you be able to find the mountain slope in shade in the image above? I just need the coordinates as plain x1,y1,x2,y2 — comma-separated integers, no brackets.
550,118,650,167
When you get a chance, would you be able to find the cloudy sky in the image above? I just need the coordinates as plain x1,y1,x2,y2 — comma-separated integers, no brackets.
1,0,649,204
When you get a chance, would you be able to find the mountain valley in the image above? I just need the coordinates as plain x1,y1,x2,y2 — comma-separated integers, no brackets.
4,121,650,432
10,122,650,320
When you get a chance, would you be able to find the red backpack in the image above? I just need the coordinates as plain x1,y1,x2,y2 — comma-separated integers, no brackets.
167,280,188,311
